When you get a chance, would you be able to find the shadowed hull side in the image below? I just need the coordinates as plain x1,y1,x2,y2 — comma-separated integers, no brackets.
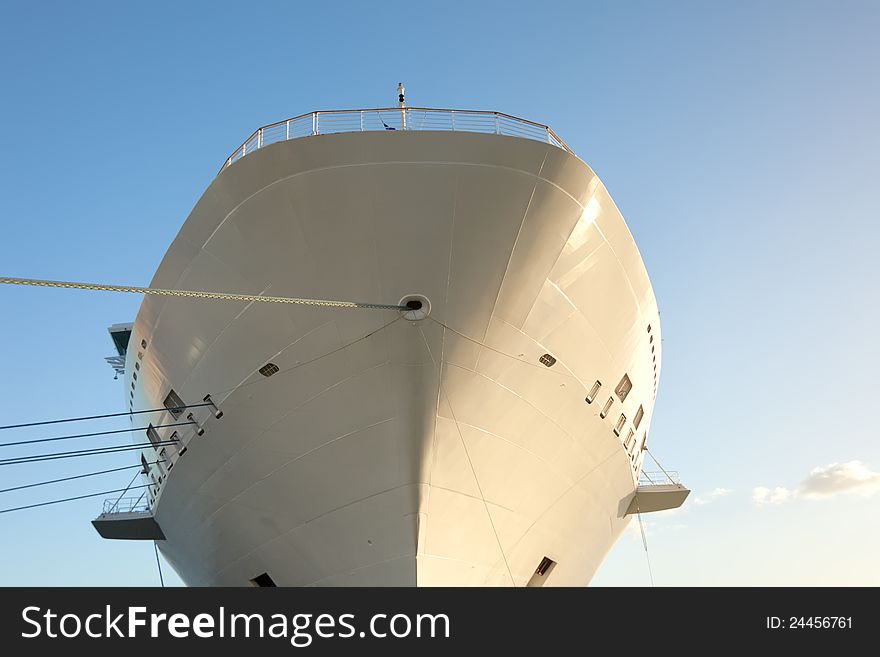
124,131,661,586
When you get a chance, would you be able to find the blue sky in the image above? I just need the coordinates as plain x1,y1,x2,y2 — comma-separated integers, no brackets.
0,0,877,586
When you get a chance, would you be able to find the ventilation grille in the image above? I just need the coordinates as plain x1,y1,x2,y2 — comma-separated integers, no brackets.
538,353,557,367
259,362,280,377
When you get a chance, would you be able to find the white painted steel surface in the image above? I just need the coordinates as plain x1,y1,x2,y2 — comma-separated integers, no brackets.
123,127,662,586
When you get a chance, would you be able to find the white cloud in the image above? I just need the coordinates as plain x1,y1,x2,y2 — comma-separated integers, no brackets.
693,487,732,506
799,461,880,499
752,460,880,506
752,486,793,506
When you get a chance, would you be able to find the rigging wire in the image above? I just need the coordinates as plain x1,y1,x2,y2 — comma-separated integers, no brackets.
0,276,407,311
154,542,165,588
0,421,191,448
0,402,214,431
0,440,179,466
645,447,677,484
0,460,165,494
636,509,655,587
0,483,153,515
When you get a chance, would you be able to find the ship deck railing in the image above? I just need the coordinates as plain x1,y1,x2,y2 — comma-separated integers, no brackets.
639,470,681,487
102,493,149,515
222,107,572,172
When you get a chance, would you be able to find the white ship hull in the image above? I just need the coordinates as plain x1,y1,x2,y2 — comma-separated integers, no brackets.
123,128,662,586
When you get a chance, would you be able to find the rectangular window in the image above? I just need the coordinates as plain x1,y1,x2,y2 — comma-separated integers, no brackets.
526,557,557,587
613,413,626,436
140,454,150,475
250,573,277,587
168,431,181,456
599,397,613,419
163,389,186,419
633,405,644,430
624,428,635,450
146,424,161,450
615,374,632,402
157,448,168,474
585,380,601,404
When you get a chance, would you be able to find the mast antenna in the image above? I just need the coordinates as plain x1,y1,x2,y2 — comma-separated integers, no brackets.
397,82,406,130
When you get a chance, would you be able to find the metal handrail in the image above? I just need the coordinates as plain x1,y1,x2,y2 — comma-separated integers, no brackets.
639,470,681,486
102,495,150,515
220,107,573,173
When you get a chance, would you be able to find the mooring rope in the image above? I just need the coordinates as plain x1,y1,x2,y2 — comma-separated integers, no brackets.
0,276,406,311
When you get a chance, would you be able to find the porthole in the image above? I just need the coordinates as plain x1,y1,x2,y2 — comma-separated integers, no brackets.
133,372,137,381
141,339,147,349
599,397,613,419
135,362,140,371
131,382,135,390
585,380,601,404
650,335,653,344
259,362,280,377
538,353,557,367
137,351,144,360
651,345,654,354
647,325,651,333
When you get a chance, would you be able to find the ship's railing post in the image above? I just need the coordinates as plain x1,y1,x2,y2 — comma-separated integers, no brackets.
451,110,456,131
258,128,263,149
286,120,290,140
494,112,500,135
360,110,364,132
312,112,318,136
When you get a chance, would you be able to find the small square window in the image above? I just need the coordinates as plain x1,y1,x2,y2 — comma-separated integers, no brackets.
585,380,601,404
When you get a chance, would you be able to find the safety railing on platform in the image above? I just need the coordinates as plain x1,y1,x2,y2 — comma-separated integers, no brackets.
222,107,572,172
102,492,149,515
639,470,681,486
